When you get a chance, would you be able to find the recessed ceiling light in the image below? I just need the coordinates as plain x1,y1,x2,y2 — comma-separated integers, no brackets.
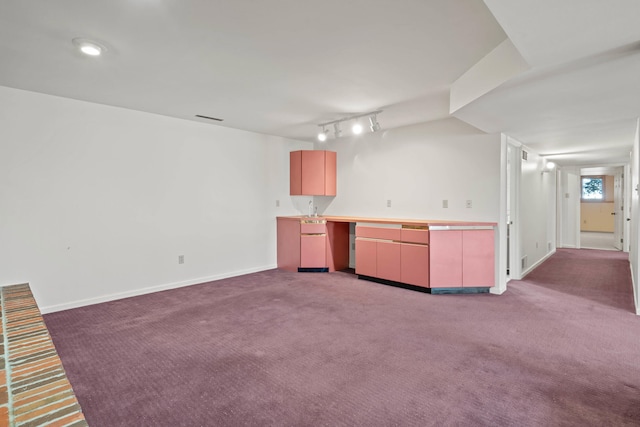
72,38,106,57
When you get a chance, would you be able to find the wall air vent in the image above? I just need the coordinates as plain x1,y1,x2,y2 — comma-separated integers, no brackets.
522,150,528,160
195,114,224,122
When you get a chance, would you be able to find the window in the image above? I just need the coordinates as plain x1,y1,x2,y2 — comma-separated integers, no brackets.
581,176,604,201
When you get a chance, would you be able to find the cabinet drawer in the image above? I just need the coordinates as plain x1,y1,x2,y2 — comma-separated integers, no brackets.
355,226,401,240
300,223,327,234
401,228,429,244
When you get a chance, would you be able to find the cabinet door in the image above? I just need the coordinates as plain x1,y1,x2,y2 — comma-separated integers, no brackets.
377,241,401,282
355,238,377,277
429,230,463,287
300,235,327,268
301,151,326,195
462,230,495,287
324,150,337,196
277,218,301,272
289,151,302,195
401,243,429,288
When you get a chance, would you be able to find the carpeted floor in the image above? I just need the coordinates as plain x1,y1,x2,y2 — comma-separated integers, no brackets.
580,231,618,251
44,249,640,426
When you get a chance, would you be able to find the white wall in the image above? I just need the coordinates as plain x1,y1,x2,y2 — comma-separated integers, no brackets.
0,86,312,312
558,167,581,249
630,119,640,315
314,118,502,222
515,142,557,276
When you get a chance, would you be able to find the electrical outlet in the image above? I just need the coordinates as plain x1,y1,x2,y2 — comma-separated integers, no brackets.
387,199,391,208
275,200,280,207
442,199,448,208
178,255,184,264
466,200,472,208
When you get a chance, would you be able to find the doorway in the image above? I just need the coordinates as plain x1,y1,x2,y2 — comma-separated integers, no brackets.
579,166,624,251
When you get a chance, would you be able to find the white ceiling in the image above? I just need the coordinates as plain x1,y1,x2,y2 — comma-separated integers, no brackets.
1,0,639,167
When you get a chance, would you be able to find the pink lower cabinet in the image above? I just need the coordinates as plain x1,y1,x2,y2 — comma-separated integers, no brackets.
277,218,334,272
462,229,495,287
299,220,328,271
429,230,463,287
355,223,415,285
355,224,402,280
429,227,495,288
400,243,430,287
300,234,326,268
355,238,377,277
376,241,401,282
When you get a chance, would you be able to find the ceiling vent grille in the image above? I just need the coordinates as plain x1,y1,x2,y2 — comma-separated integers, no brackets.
195,114,223,122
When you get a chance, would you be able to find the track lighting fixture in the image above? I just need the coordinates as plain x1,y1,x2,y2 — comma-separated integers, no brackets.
316,110,383,140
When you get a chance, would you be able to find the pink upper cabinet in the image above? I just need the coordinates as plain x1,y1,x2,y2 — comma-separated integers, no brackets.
324,151,337,196
289,151,302,195
290,150,336,196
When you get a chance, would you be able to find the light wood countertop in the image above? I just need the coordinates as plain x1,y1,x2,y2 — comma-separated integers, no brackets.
277,215,496,227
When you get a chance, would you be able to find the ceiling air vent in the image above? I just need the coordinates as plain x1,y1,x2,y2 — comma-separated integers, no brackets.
522,150,528,160
195,115,223,122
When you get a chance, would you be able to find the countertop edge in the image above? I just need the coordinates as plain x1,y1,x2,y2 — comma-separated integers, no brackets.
276,215,497,227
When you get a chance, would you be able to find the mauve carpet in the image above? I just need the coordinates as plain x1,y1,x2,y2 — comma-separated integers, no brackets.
44,248,640,426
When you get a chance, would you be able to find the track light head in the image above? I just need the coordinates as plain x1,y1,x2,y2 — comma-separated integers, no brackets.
352,122,363,135
334,122,342,138
369,114,381,132
317,126,328,142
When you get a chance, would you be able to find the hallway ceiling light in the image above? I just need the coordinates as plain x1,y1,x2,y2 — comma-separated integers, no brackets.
316,110,383,140
72,38,106,56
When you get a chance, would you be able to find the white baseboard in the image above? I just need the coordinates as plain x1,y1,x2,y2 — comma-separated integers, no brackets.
631,263,640,316
40,264,276,314
490,286,506,295
521,249,556,279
